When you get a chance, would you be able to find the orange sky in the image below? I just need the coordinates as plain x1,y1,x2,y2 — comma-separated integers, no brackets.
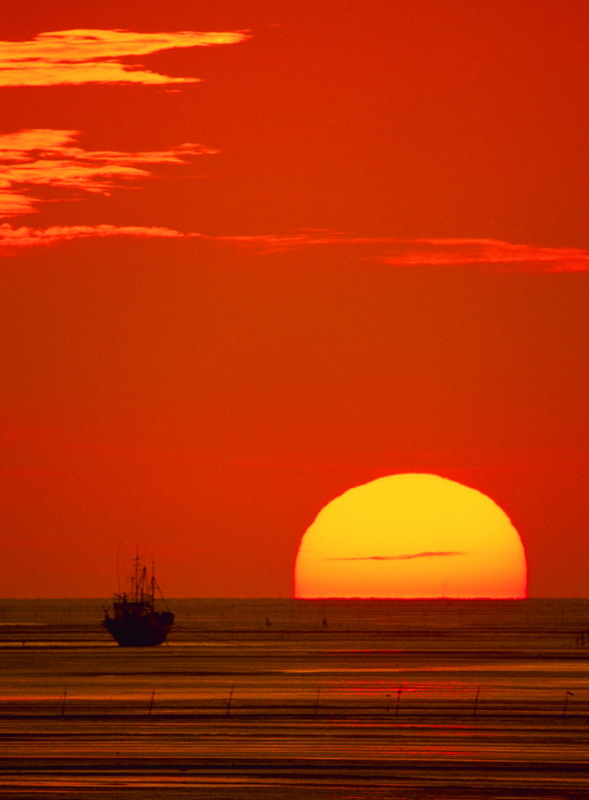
1,0,588,597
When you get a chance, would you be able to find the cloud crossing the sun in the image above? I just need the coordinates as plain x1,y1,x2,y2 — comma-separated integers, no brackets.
327,552,466,561
0,28,250,87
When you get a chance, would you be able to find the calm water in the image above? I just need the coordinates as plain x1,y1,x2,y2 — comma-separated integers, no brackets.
0,598,588,799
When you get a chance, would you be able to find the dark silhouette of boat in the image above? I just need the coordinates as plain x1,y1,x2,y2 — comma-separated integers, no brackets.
102,555,174,647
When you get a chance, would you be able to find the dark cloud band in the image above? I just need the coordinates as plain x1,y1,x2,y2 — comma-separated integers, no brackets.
326,551,465,561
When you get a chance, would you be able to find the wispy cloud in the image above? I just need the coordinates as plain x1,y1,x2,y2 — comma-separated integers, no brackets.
4,217,589,271
216,231,589,272
0,28,250,87
379,238,589,273
0,128,215,218
327,551,466,561
0,222,201,248
2,128,588,271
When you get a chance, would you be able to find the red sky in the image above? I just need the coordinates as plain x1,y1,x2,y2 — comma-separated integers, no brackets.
1,0,588,597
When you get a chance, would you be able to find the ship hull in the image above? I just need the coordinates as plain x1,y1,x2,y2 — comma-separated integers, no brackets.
103,610,174,647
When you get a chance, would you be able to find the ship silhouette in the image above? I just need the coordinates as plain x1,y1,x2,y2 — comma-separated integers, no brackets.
102,554,174,646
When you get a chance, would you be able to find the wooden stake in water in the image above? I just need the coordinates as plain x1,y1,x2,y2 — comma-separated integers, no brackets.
148,689,156,717
473,686,480,717
562,689,574,718
226,685,234,718
395,685,402,716
314,687,321,716
60,688,67,717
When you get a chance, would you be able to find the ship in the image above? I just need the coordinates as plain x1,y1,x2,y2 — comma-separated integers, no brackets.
102,555,174,646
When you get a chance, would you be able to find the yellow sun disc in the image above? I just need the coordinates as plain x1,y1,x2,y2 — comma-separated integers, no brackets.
294,474,527,599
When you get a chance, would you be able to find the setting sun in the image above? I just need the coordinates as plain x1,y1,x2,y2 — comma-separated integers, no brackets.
295,474,527,599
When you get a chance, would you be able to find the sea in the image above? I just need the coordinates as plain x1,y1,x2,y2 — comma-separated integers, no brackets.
1,598,588,799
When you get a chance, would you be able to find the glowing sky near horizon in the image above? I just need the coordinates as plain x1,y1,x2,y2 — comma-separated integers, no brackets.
0,1,587,598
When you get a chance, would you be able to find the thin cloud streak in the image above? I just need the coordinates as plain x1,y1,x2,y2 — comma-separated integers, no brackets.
0,29,250,87
0,129,216,218
380,238,589,272
216,232,589,272
3,222,589,273
327,551,466,561
0,223,200,248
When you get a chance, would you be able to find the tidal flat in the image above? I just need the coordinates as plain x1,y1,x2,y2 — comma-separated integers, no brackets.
1,598,588,799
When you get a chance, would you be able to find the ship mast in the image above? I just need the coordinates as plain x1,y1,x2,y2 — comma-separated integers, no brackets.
133,548,140,603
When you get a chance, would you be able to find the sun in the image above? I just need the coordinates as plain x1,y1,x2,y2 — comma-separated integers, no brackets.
294,474,527,599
